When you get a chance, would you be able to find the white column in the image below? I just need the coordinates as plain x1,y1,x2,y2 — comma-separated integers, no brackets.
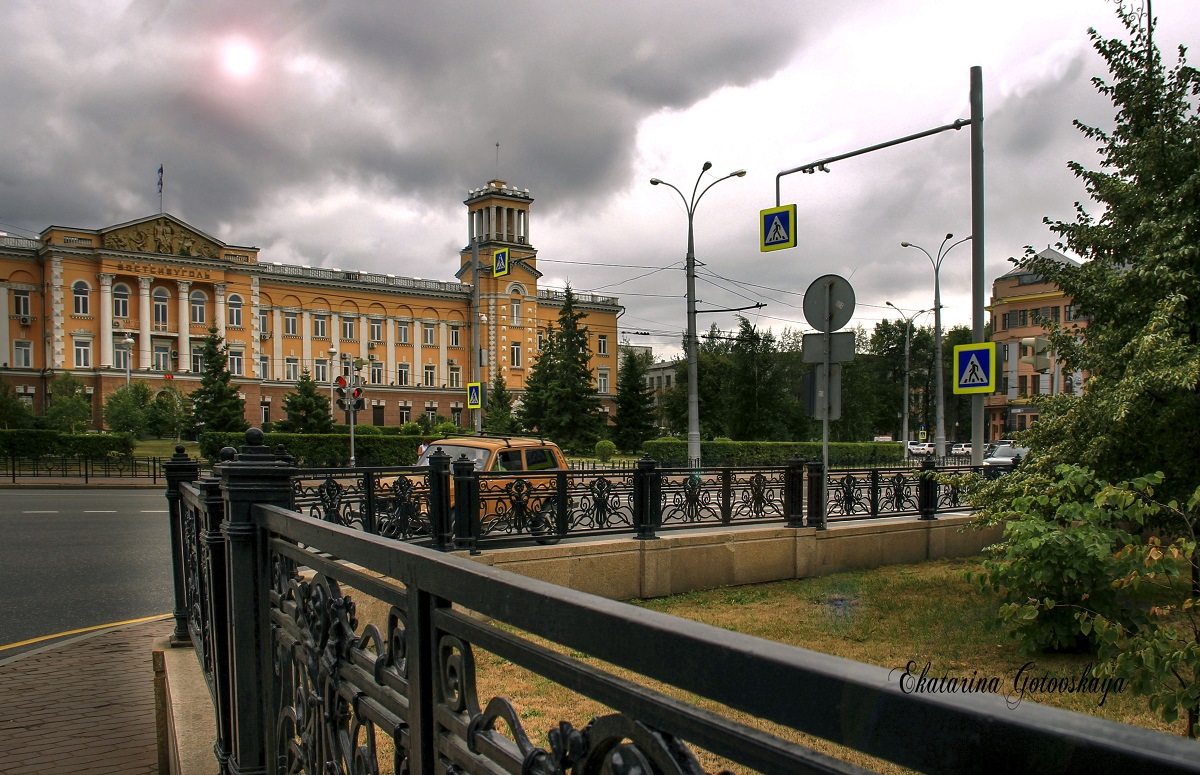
413,319,424,385
438,322,448,387
99,274,115,368
331,311,341,365
214,284,227,339
385,316,396,385
50,257,64,370
272,309,284,379
138,276,152,369
500,207,508,241
523,208,530,244
176,280,190,371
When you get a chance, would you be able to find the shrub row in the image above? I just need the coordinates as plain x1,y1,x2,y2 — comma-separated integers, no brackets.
639,439,905,467
0,430,137,458
200,432,423,466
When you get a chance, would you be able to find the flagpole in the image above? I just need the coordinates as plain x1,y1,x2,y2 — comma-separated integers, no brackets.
158,164,164,213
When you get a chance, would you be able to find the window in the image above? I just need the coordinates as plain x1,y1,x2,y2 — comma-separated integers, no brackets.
664,374,671,388
192,352,205,373
1017,309,1028,327
14,341,32,368
525,448,556,471
369,319,383,342
114,345,131,372
285,358,299,381
228,295,243,327
449,326,461,347
422,323,436,346
537,330,545,351
425,408,437,423
511,301,521,326
598,335,608,356
1000,312,1011,330
598,369,609,394
373,405,385,427
259,355,270,379
73,281,90,315
153,288,169,330
1030,374,1041,396
284,312,298,336
449,366,461,388
314,359,328,384
259,310,270,334
14,290,31,317
229,349,244,376
190,291,206,324
510,341,522,368
1000,374,1010,393
153,344,171,371
313,315,328,338
397,363,410,386
398,406,410,424
111,286,127,321
424,365,436,387
451,408,462,427
370,360,383,385
341,316,355,340
396,321,410,344
261,403,271,424
74,339,92,368
1018,374,1028,396
1064,304,1077,322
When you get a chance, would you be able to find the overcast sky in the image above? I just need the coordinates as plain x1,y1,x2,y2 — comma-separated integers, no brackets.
3,0,1196,359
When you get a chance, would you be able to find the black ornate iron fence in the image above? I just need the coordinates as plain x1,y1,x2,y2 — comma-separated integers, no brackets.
2,454,170,482
285,451,979,549
163,431,1200,775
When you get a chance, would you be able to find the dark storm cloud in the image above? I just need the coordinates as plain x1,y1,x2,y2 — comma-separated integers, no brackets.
0,0,812,244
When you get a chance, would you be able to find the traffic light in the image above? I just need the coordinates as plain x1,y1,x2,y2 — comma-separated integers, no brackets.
1019,336,1052,373
351,386,365,412
335,375,348,410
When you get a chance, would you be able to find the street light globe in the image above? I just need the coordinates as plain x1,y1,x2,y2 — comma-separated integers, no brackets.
900,241,912,248
649,178,662,185
732,169,747,177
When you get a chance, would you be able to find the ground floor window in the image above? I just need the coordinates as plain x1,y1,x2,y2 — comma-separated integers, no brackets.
14,341,32,368
398,407,410,424
372,405,384,426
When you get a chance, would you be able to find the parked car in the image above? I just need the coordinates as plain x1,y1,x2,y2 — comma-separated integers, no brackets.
982,444,1029,468
950,443,971,457
984,439,1015,459
907,442,935,457
417,434,567,472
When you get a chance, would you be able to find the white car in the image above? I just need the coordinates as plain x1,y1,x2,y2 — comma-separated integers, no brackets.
950,443,971,457
908,442,935,457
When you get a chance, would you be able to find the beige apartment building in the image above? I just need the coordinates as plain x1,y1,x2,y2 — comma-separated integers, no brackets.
0,180,621,430
986,247,1087,439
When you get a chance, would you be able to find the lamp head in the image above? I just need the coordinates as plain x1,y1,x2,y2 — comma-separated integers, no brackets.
731,169,747,177
886,300,897,310
945,233,954,240
649,178,661,185
702,161,713,172
901,241,912,248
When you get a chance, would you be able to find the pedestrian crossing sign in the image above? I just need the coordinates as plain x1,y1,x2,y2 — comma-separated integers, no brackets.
467,382,482,409
953,342,996,394
493,248,510,277
759,204,797,252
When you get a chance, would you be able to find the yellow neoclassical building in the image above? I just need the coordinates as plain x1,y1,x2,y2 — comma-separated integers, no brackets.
0,180,622,430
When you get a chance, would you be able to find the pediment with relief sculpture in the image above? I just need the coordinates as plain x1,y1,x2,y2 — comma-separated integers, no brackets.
102,217,220,259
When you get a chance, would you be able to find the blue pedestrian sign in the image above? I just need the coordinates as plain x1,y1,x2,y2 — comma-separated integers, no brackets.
467,382,483,409
759,204,797,252
953,342,996,394
493,248,510,277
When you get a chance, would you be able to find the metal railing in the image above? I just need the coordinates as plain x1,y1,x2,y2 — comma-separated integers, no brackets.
163,431,1200,775
3,454,170,483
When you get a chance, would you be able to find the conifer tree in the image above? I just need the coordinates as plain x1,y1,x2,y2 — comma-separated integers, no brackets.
518,323,555,434
611,345,656,453
275,369,333,433
189,328,248,434
483,373,516,434
545,286,603,451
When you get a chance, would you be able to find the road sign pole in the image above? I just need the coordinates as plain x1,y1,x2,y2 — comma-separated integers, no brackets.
970,66,986,466
349,377,358,467
820,279,832,530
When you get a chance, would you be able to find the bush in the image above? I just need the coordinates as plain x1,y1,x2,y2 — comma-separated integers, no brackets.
594,439,617,462
199,431,423,466
0,430,135,458
640,439,904,467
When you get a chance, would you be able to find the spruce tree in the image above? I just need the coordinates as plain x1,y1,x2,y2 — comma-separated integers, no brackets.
611,345,656,453
483,373,516,434
189,329,248,435
275,369,333,433
518,323,556,434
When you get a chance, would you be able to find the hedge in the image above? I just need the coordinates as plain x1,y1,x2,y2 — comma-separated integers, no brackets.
200,432,423,466
639,438,905,467
0,430,136,458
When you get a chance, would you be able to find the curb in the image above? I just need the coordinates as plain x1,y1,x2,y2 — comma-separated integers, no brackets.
0,615,172,668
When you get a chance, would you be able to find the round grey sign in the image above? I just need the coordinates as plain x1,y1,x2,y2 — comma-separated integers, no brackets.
803,274,855,332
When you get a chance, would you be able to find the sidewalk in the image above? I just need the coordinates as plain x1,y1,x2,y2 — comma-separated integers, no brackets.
0,477,164,489
0,617,173,773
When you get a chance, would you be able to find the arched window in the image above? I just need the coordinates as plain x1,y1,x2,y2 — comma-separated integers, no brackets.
112,283,130,318
190,290,207,324
73,281,90,315
153,287,170,330
228,294,243,327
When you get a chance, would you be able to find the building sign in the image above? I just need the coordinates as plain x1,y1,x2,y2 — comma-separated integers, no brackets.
111,261,214,280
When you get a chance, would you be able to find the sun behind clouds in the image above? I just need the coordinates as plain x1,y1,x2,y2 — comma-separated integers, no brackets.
220,37,260,80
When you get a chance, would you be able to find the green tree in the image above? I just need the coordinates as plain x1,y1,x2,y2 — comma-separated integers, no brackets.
275,369,333,433
662,324,734,439
611,345,656,453
44,373,92,433
972,8,1200,736
148,384,190,440
483,373,517,434
518,323,555,434
104,381,153,437
0,383,34,429
725,318,788,440
189,329,248,435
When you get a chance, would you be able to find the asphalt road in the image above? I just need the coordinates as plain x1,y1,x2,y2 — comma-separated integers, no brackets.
0,488,174,658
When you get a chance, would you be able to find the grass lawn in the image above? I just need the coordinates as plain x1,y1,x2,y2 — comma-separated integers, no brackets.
133,438,199,458
351,555,1190,773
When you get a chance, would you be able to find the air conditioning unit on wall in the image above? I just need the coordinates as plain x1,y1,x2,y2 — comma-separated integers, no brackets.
18,316,32,326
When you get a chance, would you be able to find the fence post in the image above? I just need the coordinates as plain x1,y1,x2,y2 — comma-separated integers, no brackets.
199,463,233,772
427,448,453,551
919,458,938,520
784,458,806,528
164,445,200,646
720,467,733,524
806,460,826,529
363,470,377,534
632,455,659,540
870,468,880,518
452,454,479,551
217,428,297,775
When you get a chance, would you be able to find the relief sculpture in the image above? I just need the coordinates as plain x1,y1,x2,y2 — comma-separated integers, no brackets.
103,218,219,258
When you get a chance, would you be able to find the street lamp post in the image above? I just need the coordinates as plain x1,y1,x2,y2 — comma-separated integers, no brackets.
328,348,338,421
885,302,929,451
123,335,135,386
650,162,746,467
901,234,971,458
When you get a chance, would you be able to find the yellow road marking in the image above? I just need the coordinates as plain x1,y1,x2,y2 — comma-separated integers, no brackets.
0,614,170,652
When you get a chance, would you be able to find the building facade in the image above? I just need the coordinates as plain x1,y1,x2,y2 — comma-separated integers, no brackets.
985,247,1087,439
0,180,622,430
